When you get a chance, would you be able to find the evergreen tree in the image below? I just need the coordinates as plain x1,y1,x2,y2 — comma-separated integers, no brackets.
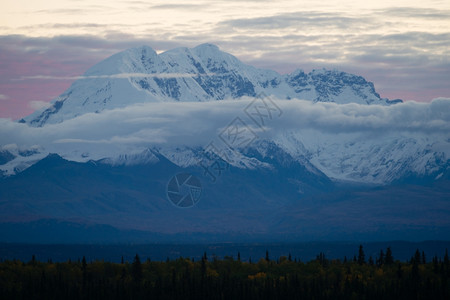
82,255,87,288
201,255,206,280
421,251,426,264
131,254,142,282
358,245,365,265
385,247,394,265
316,252,328,267
411,257,419,282
444,248,449,276
414,249,421,264
433,255,439,273
377,250,384,266
444,249,449,267
396,263,403,279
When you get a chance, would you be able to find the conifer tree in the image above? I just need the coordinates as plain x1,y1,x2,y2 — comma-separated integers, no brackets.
377,250,384,266
131,254,142,282
414,249,421,264
385,247,394,265
358,245,365,265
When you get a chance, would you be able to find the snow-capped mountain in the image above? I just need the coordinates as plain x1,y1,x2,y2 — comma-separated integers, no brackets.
273,130,449,184
1,44,449,243
2,44,448,186
23,43,395,127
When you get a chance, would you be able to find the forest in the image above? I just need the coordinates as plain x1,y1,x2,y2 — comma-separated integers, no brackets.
0,246,449,299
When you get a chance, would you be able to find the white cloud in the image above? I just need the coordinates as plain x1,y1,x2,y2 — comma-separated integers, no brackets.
275,98,450,133
0,94,8,100
1,98,449,159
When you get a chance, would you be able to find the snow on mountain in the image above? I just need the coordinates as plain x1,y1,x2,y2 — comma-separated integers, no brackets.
22,44,393,127
160,129,449,184
0,144,47,176
273,130,449,184
4,44,448,185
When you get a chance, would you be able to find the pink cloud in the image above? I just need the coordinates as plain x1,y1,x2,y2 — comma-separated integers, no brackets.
0,39,109,119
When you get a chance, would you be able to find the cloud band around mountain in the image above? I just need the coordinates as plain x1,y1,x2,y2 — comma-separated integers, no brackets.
1,98,449,160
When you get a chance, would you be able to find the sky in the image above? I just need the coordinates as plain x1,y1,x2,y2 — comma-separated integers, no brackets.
0,0,449,119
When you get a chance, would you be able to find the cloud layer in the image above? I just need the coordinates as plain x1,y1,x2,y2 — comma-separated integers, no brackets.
1,98,449,162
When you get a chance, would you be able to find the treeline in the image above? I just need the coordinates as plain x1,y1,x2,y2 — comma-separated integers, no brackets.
0,246,449,299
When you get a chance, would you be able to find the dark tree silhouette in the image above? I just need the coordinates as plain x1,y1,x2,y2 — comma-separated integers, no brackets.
1,246,449,300
131,254,142,282
385,247,394,265
377,249,384,266
358,245,365,265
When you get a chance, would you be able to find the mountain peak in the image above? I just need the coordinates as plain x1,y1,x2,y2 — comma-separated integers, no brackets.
310,68,327,75
123,45,157,54
192,43,229,61
133,45,158,58
194,43,220,51
23,43,398,126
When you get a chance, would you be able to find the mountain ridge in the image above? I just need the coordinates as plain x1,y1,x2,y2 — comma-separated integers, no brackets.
1,44,447,185
1,152,449,242
1,44,449,242
23,43,399,127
